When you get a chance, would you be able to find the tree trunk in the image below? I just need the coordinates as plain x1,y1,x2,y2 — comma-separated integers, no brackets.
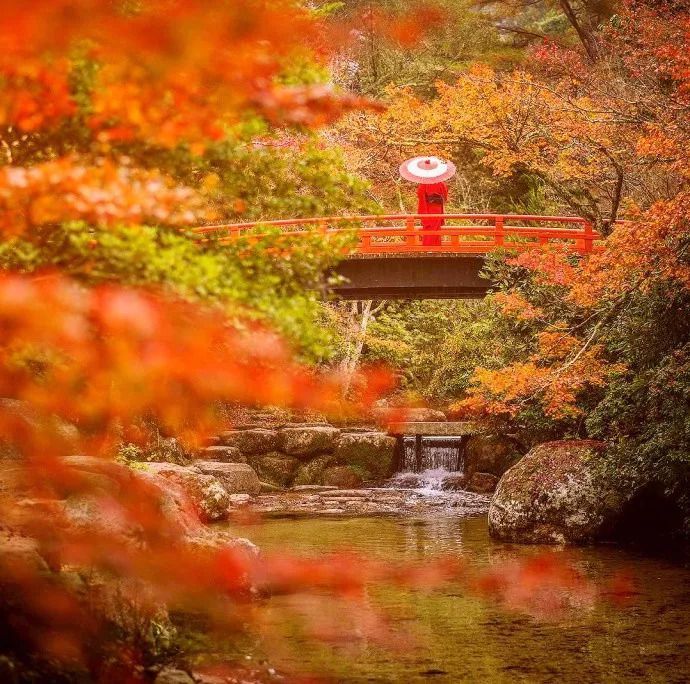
558,0,599,61
339,300,384,397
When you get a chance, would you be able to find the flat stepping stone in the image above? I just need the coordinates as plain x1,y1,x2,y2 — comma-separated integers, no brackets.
291,485,338,492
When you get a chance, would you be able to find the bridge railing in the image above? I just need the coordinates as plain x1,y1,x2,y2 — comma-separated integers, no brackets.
193,214,603,255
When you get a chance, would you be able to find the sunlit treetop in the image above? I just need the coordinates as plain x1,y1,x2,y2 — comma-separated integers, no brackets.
0,0,387,142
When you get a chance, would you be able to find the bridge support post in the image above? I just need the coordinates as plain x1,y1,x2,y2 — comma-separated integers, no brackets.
457,435,469,472
495,216,505,247
584,221,594,252
415,434,423,472
393,436,404,473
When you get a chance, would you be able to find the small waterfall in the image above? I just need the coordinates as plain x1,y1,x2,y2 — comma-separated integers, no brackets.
398,468,449,492
386,467,468,495
400,436,465,473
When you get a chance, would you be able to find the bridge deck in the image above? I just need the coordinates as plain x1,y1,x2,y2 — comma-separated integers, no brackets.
334,253,489,299
194,214,604,300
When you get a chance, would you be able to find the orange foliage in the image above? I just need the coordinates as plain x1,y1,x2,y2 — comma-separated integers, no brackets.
0,157,210,234
458,329,624,420
0,1,313,134
572,194,690,308
0,0,394,141
0,1,393,234
0,2,615,676
338,62,629,218
492,292,544,322
435,3,690,422
0,275,348,438
0,60,76,133
507,246,577,288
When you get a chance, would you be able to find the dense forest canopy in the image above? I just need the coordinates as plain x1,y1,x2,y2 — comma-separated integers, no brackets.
324,0,690,527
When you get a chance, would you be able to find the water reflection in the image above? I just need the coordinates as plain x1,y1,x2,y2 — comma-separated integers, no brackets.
399,517,467,557
239,516,690,683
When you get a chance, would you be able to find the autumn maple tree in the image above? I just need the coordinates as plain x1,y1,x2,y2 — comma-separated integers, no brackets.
337,1,690,435
0,0,653,679
0,1,411,679
446,2,690,426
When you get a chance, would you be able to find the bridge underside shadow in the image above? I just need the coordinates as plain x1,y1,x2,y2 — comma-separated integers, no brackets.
331,254,491,300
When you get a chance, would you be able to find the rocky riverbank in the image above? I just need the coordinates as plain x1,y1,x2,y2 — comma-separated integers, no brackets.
487,439,689,548
244,486,491,517
121,420,527,524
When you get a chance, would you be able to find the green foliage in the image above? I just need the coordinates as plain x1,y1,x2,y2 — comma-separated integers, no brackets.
506,177,563,216
357,297,526,403
95,133,377,224
201,140,378,221
327,0,513,97
586,285,690,507
278,52,331,86
0,221,355,361
309,2,346,19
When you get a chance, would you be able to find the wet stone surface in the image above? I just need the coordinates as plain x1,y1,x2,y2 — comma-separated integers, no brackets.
233,486,491,517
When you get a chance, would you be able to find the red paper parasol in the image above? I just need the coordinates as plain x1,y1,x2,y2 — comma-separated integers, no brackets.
399,156,456,184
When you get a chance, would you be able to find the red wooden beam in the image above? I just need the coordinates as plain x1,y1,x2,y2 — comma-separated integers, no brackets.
193,214,605,255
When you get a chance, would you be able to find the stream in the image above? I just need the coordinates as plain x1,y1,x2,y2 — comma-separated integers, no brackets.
201,505,690,683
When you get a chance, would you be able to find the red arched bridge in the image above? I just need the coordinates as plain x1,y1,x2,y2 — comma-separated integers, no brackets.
194,214,601,299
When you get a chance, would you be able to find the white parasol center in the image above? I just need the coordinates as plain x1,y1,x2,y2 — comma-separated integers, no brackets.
407,157,449,178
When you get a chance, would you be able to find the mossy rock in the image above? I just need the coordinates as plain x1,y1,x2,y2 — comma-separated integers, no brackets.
334,432,396,480
292,455,335,486
278,425,340,457
248,453,300,488
322,466,364,488
218,429,278,455
488,440,624,544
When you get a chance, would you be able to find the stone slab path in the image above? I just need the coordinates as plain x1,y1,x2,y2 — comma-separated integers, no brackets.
233,487,491,518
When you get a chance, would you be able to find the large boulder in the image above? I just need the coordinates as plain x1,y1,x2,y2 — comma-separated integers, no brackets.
334,432,396,480
278,425,340,457
197,445,246,463
247,453,299,488
194,461,260,495
63,454,139,496
466,472,499,494
322,466,363,489
292,455,335,486
464,434,523,478
488,441,624,544
217,429,278,455
142,463,230,523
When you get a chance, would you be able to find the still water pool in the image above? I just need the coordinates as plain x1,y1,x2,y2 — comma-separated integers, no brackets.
214,515,690,683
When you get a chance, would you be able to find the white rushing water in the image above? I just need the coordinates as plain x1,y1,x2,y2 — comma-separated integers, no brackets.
387,468,465,496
